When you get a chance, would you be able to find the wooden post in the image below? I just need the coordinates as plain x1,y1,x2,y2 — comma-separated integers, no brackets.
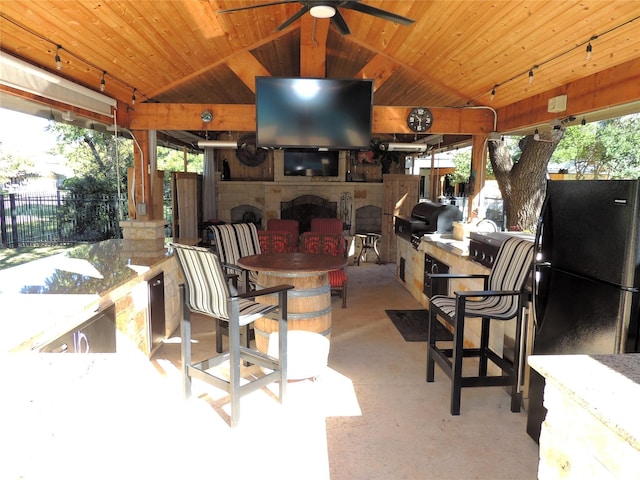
469,135,487,219
130,130,153,220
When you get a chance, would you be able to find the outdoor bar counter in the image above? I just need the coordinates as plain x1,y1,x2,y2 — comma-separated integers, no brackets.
0,239,182,354
529,354,640,478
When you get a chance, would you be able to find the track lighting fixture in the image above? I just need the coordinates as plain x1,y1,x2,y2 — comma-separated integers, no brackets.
55,45,62,70
585,42,593,61
100,71,106,92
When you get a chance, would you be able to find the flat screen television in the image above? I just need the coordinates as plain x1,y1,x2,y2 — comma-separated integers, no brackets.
284,149,339,177
256,77,373,149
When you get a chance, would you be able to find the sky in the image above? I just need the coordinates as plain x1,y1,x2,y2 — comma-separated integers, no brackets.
0,108,58,158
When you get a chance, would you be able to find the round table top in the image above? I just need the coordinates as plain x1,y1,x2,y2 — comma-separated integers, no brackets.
238,252,347,274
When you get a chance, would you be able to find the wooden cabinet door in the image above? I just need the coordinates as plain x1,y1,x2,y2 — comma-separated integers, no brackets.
381,174,420,263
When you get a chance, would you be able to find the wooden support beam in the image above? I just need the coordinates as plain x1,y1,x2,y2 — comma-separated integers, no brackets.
355,54,400,91
129,103,494,135
226,51,271,93
469,135,487,219
497,57,640,133
300,16,329,77
129,130,154,220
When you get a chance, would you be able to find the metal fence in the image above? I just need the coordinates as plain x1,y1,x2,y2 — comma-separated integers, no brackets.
0,191,127,248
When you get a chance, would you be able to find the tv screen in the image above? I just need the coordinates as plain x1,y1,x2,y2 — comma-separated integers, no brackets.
284,149,339,177
256,77,373,149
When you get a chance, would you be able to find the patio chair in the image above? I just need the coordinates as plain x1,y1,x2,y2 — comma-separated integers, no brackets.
266,219,300,250
426,236,534,415
208,223,262,353
299,232,348,308
258,230,296,253
170,242,293,427
310,218,343,234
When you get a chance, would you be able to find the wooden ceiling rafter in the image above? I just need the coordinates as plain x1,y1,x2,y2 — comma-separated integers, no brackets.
145,26,292,100
344,32,472,106
1,1,639,139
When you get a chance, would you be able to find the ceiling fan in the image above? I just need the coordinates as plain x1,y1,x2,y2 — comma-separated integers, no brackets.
218,1,415,36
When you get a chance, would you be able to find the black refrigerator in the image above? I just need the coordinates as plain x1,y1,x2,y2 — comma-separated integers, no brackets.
526,179,640,442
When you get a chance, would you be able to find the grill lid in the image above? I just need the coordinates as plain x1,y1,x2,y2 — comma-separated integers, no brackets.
411,201,443,221
409,200,462,233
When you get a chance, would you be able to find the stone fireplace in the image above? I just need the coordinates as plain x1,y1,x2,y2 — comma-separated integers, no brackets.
215,180,384,235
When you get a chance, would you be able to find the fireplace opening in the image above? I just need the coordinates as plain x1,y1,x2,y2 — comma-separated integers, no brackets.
230,204,263,226
355,205,382,234
280,195,338,233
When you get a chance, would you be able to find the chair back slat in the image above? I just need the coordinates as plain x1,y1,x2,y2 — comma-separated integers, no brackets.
489,237,534,291
480,237,534,318
170,243,230,320
209,223,261,265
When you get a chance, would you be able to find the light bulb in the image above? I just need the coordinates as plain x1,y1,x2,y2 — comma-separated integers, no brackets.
100,72,106,92
55,46,62,70
528,69,534,84
132,89,137,105
585,42,593,61
490,88,496,101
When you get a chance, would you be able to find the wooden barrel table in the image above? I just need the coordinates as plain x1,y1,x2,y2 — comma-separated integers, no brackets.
237,252,347,354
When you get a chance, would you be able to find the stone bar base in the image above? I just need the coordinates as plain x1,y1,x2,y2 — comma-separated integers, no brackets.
120,219,166,241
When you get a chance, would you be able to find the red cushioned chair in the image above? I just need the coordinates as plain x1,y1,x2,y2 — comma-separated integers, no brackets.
257,230,295,253
310,218,343,234
299,232,348,308
266,219,299,251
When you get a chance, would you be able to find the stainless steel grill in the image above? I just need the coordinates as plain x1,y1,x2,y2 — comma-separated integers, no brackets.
394,200,462,247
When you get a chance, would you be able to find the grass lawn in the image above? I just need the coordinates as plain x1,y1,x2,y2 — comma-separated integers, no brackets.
0,246,69,270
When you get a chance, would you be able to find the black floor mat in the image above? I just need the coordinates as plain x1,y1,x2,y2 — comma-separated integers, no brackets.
386,309,453,342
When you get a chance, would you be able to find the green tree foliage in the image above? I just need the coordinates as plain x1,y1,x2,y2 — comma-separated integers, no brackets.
551,115,640,179
488,113,640,231
0,147,37,187
47,122,134,194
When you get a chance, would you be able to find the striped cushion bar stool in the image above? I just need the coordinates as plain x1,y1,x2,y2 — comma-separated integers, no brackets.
209,223,263,353
426,236,534,415
170,243,293,428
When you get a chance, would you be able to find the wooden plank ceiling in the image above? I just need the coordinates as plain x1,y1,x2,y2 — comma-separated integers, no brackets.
1,0,640,146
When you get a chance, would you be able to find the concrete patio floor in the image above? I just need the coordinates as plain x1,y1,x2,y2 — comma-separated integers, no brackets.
152,260,540,479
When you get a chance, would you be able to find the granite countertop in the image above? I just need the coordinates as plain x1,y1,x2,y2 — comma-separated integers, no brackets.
529,353,640,450
419,233,470,256
0,353,219,479
0,239,171,352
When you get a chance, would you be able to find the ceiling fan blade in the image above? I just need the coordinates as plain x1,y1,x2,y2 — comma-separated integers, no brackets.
331,9,351,36
275,5,309,31
346,2,415,26
218,0,298,14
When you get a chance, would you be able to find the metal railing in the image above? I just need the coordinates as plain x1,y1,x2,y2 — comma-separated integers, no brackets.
0,191,127,247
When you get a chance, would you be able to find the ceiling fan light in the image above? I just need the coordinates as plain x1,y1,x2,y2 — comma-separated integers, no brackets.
310,5,336,19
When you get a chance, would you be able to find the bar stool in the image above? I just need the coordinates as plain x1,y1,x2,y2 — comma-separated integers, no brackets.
356,233,382,265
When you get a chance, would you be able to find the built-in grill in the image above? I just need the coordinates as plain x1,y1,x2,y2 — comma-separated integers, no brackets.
395,200,462,248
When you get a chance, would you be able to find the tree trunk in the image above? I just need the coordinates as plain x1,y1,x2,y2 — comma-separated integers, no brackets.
488,132,563,231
